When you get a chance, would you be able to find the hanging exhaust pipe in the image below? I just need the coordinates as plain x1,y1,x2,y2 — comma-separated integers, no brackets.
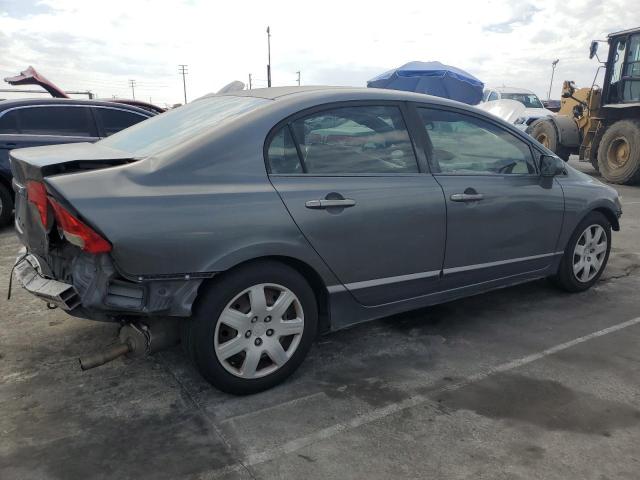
79,318,180,371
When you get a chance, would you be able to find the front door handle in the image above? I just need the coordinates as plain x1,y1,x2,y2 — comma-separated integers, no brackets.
305,198,356,209
450,193,484,202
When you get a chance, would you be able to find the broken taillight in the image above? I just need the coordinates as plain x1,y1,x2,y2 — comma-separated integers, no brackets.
49,198,112,254
26,180,48,226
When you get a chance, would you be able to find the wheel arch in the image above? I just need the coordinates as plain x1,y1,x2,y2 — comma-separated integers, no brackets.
592,206,620,231
571,202,620,233
197,254,333,334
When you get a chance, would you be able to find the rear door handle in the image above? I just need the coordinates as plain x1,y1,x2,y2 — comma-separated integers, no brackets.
450,193,484,202
305,199,356,209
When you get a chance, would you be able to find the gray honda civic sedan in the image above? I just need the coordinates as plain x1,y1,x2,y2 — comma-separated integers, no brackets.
11,86,622,394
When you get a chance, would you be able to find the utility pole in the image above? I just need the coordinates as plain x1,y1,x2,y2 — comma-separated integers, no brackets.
296,71,301,86
266,26,272,87
547,59,559,100
178,64,189,104
248,73,252,90
128,79,136,100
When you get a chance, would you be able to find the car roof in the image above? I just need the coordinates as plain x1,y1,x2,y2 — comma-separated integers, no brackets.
0,97,153,115
491,86,537,95
208,85,473,109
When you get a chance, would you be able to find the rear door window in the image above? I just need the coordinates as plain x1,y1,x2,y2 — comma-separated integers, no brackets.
288,105,418,174
94,108,148,136
17,106,96,137
266,126,302,174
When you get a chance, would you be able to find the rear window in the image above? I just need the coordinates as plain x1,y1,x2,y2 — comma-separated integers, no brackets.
99,95,270,156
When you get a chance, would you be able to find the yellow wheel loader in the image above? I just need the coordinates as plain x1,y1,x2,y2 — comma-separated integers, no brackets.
528,28,640,184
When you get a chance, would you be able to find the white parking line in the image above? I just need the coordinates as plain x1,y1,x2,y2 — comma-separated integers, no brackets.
221,391,328,424
214,316,640,473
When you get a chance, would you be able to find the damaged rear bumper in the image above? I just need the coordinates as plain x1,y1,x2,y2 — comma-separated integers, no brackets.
13,249,204,321
14,254,81,310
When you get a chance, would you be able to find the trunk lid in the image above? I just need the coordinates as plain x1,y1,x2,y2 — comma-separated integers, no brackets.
10,142,135,184
10,142,136,257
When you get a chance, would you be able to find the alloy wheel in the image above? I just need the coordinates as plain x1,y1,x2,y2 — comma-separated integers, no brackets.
572,224,607,283
214,283,304,379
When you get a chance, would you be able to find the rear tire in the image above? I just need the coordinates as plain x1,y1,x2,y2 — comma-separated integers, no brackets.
553,211,611,292
0,182,14,227
597,120,640,185
182,260,318,395
528,119,571,161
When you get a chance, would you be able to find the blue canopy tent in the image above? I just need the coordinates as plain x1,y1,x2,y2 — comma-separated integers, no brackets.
367,61,484,105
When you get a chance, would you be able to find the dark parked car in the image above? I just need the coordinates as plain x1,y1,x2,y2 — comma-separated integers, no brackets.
11,87,621,394
0,98,155,225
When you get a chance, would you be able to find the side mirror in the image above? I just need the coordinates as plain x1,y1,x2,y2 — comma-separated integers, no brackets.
589,41,598,59
540,154,566,177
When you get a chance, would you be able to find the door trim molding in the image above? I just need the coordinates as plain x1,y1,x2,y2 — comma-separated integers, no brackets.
327,251,564,292
328,269,441,293
443,251,564,275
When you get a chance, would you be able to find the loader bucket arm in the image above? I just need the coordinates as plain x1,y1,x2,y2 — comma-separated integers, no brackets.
4,66,69,98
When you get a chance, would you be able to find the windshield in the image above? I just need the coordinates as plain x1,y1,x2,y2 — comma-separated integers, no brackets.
99,95,270,156
501,93,544,108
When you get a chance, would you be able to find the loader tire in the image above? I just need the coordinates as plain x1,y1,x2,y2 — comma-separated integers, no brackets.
597,120,640,185
528,119,571,161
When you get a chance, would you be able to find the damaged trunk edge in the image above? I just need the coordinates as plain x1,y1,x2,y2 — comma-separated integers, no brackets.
11,144,206,322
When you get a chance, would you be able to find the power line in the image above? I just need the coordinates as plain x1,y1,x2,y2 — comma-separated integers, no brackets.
178,64,188,104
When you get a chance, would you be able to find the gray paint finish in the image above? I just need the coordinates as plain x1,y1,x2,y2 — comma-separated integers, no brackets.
9,87,622,329
270,174,446,305
434,174,565,288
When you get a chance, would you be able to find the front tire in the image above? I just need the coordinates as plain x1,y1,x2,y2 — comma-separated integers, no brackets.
597,120,640,185
553,211,611,292
183,260,318,395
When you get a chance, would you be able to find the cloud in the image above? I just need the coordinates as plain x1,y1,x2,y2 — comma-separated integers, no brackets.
484,3,541,33
0,0,639,105
531,29,560,44
0,0,56,19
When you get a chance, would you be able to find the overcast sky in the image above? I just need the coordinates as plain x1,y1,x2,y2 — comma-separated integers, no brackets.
1,0,638,106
